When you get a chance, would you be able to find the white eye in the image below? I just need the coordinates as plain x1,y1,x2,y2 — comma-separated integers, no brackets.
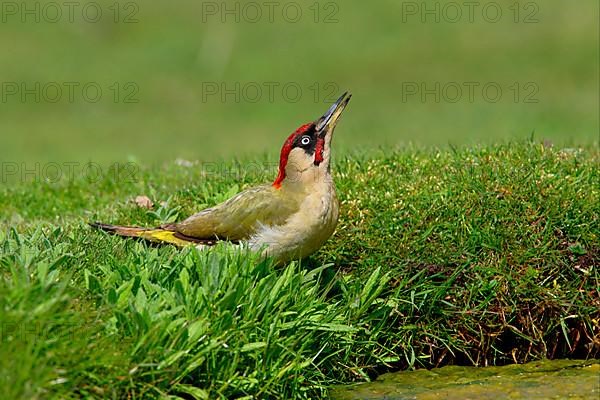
301,136,311,146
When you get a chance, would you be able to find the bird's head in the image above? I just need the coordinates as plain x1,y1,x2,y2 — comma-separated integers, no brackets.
273,92,351,189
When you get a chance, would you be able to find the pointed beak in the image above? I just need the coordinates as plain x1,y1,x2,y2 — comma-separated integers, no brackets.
316,92,351,135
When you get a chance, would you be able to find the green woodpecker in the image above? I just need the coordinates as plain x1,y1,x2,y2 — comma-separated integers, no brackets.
91,92,351,264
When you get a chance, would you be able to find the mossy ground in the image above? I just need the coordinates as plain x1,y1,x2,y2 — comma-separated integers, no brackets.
1,142,598,399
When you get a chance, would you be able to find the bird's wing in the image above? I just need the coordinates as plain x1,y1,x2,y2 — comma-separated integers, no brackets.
173,184,300,240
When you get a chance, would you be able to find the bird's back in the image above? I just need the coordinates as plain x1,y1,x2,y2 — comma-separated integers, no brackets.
172,184,302,240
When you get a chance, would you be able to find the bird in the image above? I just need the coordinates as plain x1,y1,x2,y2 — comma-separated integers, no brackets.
91,92,351,264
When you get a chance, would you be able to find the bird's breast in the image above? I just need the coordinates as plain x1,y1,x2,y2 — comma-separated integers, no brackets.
250,182,339,263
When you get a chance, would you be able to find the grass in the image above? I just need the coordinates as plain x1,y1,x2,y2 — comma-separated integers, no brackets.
1,141,599,399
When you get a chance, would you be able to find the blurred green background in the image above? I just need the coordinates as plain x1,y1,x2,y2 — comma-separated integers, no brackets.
0,0,598,165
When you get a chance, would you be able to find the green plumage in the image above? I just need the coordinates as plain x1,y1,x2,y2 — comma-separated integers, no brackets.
92,184,304,247
173,184,302,240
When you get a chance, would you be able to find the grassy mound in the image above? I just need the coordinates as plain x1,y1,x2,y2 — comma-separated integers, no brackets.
1,142,598,399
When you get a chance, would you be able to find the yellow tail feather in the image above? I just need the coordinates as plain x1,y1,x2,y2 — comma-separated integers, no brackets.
139,229,195,247
89,222,198,247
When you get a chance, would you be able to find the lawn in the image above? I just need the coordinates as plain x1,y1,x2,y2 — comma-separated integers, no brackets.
1,141,598,399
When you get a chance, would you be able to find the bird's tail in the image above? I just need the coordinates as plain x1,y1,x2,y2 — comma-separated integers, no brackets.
89,222,202,247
